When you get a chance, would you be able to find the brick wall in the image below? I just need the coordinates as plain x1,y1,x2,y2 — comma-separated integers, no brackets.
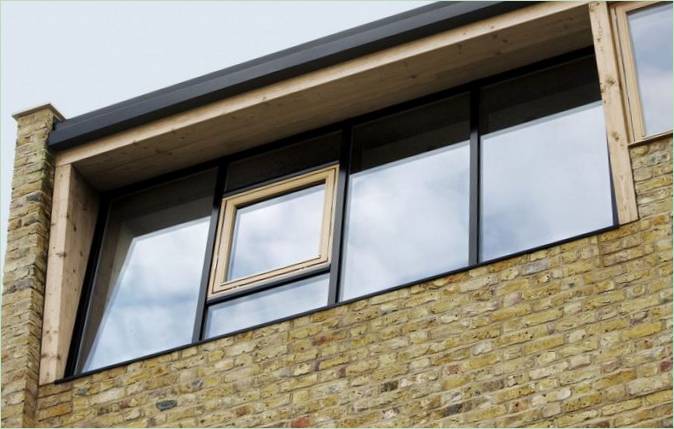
2,107,61,427
25,134,671,428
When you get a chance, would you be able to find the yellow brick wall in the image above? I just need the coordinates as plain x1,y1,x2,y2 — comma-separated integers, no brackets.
2,108,58,428
31,135,672,427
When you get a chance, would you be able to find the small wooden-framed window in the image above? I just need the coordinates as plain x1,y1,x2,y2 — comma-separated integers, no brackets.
208,164,339,298
612,1,673,142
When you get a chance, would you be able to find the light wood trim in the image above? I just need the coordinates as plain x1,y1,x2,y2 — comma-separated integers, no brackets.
40,165,99,385
56,2,584,166
208,165,338,299
589,1,639,225
54,2,592,191
611,1,668,141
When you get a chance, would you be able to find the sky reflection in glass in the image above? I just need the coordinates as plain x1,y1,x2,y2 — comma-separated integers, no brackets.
83,216,210,371
228,184,326,281
205,274,329,338
628,3,673,135
225,132,341,193
342,143,470,300
80,171,214,372
480,102,614,261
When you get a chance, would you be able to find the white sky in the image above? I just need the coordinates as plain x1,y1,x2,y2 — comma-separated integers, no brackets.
0,1,430,270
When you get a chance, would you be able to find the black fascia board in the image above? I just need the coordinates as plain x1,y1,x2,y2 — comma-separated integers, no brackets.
47,1,534,150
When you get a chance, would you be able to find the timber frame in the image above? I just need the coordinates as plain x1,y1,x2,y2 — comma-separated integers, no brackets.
610,1,673,144
40,1,645,385
209,164,339,299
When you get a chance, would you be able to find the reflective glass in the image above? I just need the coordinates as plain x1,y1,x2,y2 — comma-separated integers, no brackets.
628,3,673,135
225,132,341,193
79,170,215,372
228,184,326,281
342,95,470,300
480,57,614,261
205,274,329,338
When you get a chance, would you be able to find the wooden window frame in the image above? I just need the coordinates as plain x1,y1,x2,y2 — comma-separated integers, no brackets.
611,1,673,143
208,164,339,299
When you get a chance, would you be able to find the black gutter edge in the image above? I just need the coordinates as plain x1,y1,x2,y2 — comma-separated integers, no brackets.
47,1,535,150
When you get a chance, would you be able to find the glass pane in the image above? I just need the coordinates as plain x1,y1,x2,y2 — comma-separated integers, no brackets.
79,170,216,372
228,184,326,281
205,274,329,338
628,3,673,135
342,94,470,301
226,132,341,193
480,57,614,261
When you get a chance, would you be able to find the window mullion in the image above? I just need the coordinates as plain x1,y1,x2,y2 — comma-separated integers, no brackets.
192,161,228,343
327,125,354,305
468,88,481,266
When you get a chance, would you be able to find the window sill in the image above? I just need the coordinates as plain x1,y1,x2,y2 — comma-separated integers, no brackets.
630,130,673,147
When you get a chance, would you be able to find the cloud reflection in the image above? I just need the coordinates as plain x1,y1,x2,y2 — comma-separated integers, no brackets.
228,185,325,281
205,275,329,338
628,3,673,135
341,142,470,300
83,217,210,371
480,102,614,261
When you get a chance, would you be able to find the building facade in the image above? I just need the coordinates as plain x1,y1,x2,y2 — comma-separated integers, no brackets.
2,2,673,427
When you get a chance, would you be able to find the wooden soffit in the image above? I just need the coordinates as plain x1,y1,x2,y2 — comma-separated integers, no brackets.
56,2,593,191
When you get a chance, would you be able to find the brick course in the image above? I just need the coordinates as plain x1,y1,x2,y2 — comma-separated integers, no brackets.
3,110,672,426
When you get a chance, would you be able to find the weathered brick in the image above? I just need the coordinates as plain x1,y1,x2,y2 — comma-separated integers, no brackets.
523,335,565,355
626,373,673,397
562,392,602,413
643,389,673,406
623,322,663,340
601,399,642,416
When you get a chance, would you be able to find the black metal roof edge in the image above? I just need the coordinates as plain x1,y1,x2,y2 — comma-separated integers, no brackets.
48,1,535,150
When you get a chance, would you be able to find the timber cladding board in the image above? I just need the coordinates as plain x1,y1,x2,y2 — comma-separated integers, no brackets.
40,165,99,385
588,1,639,225
55,2,591,191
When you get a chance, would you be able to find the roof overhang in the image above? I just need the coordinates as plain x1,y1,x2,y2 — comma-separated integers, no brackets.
53,1,594,190
48,2,533,150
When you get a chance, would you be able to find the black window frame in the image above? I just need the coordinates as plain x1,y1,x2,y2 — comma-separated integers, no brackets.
63,46,618,381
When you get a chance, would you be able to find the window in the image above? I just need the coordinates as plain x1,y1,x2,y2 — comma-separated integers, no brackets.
341,95,470,300
75,170,216,373
198,133,342,339
208,165,338,298
70,51,617,375
479,56,615,261
614,2,673,139
224,132,341,194
205,275,330,339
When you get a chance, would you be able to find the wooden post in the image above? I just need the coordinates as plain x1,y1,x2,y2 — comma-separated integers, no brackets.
589,1,639,224
40,165,99,385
